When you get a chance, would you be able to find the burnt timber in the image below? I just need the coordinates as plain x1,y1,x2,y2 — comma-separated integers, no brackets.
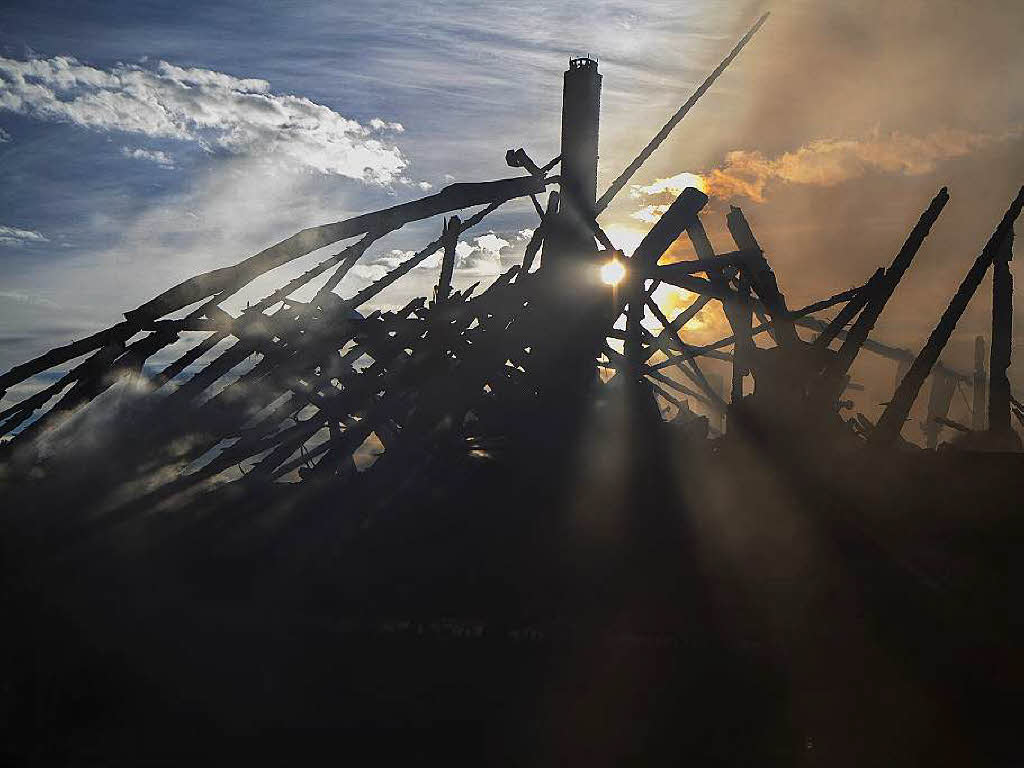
1,16,1022,767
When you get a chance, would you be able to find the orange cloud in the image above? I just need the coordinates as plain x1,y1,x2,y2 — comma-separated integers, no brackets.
702,127,1022,203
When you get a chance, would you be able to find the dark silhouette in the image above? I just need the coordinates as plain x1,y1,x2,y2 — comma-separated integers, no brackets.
1,17,1022,766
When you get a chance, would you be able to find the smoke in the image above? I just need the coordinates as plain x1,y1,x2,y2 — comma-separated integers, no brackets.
0,359,289,528
623,0,1024,438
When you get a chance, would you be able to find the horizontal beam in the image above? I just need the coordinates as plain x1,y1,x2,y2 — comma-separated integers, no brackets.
647,248,762,280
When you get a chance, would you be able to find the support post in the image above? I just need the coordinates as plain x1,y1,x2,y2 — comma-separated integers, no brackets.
972,336,987,430
434,215,459,305
726,206,798,346
988,231,1014,437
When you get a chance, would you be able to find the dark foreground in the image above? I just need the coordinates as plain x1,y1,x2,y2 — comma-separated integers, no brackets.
2,417,1021,767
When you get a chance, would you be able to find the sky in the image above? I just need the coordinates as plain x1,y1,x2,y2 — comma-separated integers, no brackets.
2,0,1023,434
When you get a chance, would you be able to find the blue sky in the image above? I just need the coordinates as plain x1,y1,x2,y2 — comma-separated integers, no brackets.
0,1,757,368
2,0,1023,430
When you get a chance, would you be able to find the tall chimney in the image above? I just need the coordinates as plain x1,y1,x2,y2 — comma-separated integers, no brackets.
560,56,601,215
546,57,602,264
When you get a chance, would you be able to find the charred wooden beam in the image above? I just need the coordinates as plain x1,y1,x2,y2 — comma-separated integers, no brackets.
692,282,868,355
1,341,127,450
625,189,708,385
830,187,949,381
0,324,133,393
0,314,208,432
322,278,532,479
434,215,460,305
812,270,883,352
651,294,712,349
935,415,971,433
521,193,557,274
647,248,764,280
505,148,547,177
154,332,228,388
796,316,971,383
643,336,734,365
923,371,956,449
162,199,507,408
686,216,751,404
241,235,374,324
730,273,754,405
726,206,798,346
632,188,709,269
307,234,377,310
248,414,329,479
649,379,686,411
345,199,506,310
871,186,1024,447
643,296,727,410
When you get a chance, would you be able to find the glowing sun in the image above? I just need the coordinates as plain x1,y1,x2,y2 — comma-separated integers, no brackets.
600,259,626,286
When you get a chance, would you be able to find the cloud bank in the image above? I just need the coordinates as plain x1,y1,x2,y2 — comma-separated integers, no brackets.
0,54,407,182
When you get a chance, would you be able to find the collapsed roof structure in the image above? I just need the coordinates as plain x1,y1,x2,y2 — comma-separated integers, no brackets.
1,13,1019,500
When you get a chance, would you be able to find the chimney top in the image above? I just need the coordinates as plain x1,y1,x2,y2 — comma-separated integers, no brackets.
568,55,598,70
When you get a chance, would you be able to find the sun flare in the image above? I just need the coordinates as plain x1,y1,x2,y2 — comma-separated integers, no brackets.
600,259,626,286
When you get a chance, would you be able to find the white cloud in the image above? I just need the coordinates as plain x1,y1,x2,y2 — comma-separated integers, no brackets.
454,232,511,275
121,146,175,168
395,178,433,192
365,247,442,273
630,172,707,200
369,118,404,133
474,233,510,256
0,225,48,245
0,54,407,182
416,248,442,269
350,264,389,282
0,127,10,143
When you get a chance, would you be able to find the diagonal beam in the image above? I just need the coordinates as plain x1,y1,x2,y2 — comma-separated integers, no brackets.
596,12,769,214
830,187,949,380
124,174,553,324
